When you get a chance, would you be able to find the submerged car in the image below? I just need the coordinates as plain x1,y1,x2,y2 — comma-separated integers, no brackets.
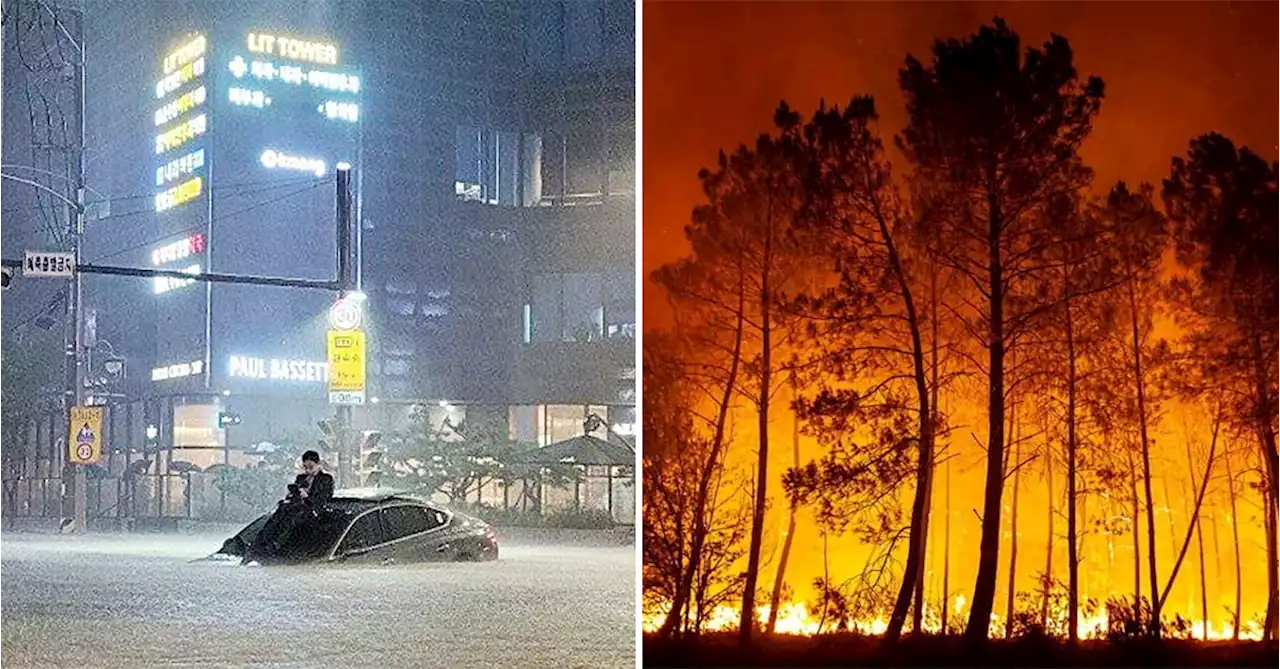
215,488,499,565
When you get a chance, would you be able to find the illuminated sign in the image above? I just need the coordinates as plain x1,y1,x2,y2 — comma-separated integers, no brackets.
155,114,207,154
156,57,205,98
68,406,104,465
228,87,272,108
327,329,366,405
228,56,359,94
247,32,338,65
329,298,363,330
156,149,204,186
162,35,206,74
260,149,326,177
319,100,359,123
154,264,200,294
228,355,328,382
155,86,207,126
151,359,204,381
151,234,206,266
154,176,202,211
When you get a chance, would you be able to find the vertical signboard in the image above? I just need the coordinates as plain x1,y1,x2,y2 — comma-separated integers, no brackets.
327,329,366,405
68,406,105,465
153,33,212,390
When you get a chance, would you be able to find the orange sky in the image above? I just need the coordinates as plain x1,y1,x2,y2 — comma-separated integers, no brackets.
643,0,1278,331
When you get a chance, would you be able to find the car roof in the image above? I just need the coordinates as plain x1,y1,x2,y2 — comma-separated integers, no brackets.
332,487,410,502
327,488,442,512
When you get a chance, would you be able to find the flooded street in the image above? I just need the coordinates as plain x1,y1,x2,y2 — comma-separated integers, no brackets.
1,532,635,668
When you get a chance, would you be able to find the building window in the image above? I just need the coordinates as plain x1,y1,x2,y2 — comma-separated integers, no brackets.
455,127,484,203
383,359,411,376
455,127,542,207
608,127,634,195
527,1,607,70
545,405,584,445
530,271,634,343
509,405,539,443
564,3,603,65
388,297,415,316
609,405,636,437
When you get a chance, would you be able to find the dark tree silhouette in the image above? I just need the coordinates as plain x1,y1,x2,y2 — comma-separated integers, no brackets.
1040,193,1120,642
658,110,808,644
785,96,938,642
650,156,752,637
896,18,1104,643
1163,133,1279,640
642,334,751,636
1098,181,1169,634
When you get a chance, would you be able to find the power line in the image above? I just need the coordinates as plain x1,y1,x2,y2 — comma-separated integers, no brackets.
1,174,330,215
87,180,331,264
4,176,334,247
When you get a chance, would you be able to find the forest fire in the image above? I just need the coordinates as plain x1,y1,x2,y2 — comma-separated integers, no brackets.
642,600,1265,641
642,5,1277,665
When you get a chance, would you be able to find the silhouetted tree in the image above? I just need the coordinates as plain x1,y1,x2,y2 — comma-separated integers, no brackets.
1039,193,1120,641
642,334,750,636
650,186,750,636
896,18,1104,642
1098,180,1169,634
785,96,938,642
657,111,807,643
1163,133,1278,639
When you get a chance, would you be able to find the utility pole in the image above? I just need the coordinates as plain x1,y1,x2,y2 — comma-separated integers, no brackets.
55,2,88,535
334,164,355,488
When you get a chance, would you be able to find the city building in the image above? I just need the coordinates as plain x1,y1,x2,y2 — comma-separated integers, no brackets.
2,0,634,524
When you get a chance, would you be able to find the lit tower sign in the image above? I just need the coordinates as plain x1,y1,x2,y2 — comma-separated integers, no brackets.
148,26,362,398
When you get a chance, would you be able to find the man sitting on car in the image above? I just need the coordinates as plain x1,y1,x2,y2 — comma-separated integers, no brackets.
243,450,334,563
289,450,335,507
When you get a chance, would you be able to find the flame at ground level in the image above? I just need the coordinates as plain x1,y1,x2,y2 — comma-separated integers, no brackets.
642,601,1264,641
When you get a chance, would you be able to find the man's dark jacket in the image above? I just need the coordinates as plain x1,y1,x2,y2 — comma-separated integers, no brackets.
294,471,334,506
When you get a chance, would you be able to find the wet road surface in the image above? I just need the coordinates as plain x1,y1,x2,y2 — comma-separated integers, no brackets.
1,531,635,669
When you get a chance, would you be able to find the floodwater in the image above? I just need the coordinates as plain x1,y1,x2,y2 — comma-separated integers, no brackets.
1,531,635,668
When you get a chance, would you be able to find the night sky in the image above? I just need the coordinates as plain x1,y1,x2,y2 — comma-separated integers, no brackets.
643,1,1277,330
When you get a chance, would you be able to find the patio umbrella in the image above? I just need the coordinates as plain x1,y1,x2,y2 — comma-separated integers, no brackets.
506,435,634,517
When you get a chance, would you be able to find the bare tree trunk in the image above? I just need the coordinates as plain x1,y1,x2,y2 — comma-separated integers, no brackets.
1162,475,1179,608
1182,437,1203,642
1128,282,1160,636
765,372,800,635
966,188,1006,645
1043,434,1055,628
658,268,747,639
878,200,934,644
1005,404,1021,639
942,456,952,635
1265,488,1278,641
817,530,830,635
1157,404,1220,612
1211,501,1223,606
1192,481,1209,640
1128,448,1142,619
914,258,942,635
1226,451,1242,640
1249,332,1278,641
1065,282,1080,644
739,219,774,645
